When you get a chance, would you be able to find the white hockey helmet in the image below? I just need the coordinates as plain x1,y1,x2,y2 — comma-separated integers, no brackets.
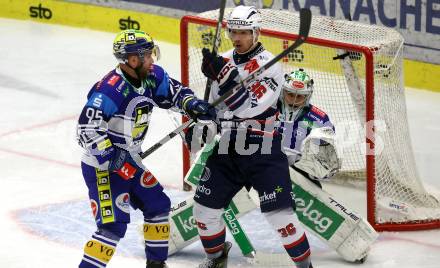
226,5,262,43
283,68,314,110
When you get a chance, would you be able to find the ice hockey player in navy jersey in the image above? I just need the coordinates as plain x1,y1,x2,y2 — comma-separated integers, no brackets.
190,6,313,268
76,30,215,268
278,69,340,188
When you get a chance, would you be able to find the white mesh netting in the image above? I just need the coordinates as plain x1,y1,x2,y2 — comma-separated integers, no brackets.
181,8,440,228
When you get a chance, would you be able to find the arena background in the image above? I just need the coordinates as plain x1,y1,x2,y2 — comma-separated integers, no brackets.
0,0,439,92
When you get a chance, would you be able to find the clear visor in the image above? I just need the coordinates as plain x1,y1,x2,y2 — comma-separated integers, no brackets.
139,44,161,61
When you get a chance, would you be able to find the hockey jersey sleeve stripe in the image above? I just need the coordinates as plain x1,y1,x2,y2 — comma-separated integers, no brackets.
78,133,106,148
169,77,195,110
224,88,249,109
86,92,118,118
227,92,250,112
107,129,132,139
224,86,247,106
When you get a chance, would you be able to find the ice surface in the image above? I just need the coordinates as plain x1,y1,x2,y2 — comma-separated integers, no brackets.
1,18,439,268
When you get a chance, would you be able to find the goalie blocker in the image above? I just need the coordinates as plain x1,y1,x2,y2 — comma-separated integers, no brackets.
169,139,377,263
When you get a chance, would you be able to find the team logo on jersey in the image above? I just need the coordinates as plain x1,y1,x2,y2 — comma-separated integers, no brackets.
132,106,150,139
115,193,130,213
90,199,98,219
107,75,120,86
244,58,259,73
140,171,159,188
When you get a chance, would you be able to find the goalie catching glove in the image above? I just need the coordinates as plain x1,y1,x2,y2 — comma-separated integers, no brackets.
292,127,341,180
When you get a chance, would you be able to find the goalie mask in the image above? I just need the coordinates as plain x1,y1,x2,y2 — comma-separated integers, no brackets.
282,69,314,113
113,30,160,64
226,5,262,44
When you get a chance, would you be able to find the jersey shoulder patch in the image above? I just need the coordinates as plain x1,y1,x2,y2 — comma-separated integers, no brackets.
92,70,126,107
95,70,128,97
96,70,123,91
310,105,327,119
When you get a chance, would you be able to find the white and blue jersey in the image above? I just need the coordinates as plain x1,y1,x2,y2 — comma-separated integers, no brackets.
209,42,284,141
278,102,334,163
77,64,194,169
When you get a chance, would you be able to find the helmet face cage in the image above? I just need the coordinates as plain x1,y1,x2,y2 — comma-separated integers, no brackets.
226,5,262,43
283,69,314,110
113,30,160,64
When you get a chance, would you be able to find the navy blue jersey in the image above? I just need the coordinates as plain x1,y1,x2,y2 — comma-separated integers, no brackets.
77,65,194,168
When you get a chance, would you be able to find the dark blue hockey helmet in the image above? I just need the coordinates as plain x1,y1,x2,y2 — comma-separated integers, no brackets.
113,29,160,63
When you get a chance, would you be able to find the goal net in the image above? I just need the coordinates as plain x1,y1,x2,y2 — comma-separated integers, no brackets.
179,8,440,231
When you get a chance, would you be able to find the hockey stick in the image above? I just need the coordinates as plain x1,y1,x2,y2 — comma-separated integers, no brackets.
140,8,312,159
203,0,227,101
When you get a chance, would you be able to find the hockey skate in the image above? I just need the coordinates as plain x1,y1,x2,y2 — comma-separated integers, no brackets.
146,259,168,268
198,241,232,268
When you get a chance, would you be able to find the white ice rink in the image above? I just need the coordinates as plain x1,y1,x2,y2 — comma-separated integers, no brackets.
1,18,440,268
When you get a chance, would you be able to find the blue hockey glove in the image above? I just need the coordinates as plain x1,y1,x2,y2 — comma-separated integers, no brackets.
201,48,240,93
183,96,217,122
108,148,137,180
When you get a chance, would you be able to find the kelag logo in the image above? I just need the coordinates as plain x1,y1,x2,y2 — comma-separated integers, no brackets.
119,16,140,30
292,184,344,240
29,4,52,19
171,206,197,241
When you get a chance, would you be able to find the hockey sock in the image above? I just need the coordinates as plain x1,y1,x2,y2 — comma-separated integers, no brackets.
193,202,226,258
144,213,170,261
264,207,312,268
79,230,120,268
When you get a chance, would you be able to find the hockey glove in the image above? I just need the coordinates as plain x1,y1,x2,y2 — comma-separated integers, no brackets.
184,122,217,153
201,48,240,94
183,96,217,122
108,148,137,180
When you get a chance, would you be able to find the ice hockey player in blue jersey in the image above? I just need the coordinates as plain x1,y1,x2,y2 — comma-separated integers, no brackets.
190,6,313,268
76,30,215,268
278,69,340,188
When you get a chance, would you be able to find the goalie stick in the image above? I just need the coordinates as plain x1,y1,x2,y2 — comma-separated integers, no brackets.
140,8,312,159
203,0,227,101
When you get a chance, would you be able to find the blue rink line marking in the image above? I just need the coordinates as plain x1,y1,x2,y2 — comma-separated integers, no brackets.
13,187,327,264
13,188,192,259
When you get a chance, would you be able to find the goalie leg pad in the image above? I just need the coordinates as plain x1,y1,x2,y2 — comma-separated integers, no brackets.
264,207,311,265
193,201,226,257
79,230,119,267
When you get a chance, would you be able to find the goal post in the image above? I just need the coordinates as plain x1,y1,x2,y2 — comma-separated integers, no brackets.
179,8,440,231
